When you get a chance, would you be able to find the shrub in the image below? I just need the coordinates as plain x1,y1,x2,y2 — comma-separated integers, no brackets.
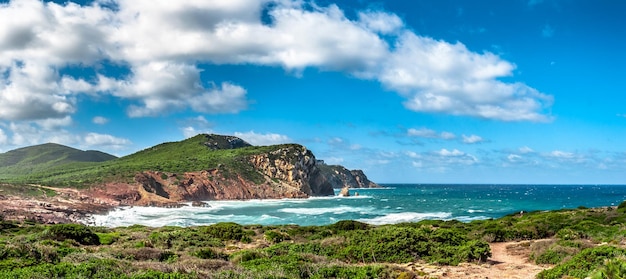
537,246,626,279
230,250,266,264
328,220,368,232
202,223,247,241
96,232,120,245
192,248,228,260
42,224,100,245
264,230,289,244
617,200,626,211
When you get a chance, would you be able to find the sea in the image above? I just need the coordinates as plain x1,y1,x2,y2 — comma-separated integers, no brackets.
90,184,626,227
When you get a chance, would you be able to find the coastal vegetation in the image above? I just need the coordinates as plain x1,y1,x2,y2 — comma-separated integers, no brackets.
0,134,299,188
2,203,626,278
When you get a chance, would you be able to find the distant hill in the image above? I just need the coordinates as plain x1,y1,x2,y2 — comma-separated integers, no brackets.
0,143,117,181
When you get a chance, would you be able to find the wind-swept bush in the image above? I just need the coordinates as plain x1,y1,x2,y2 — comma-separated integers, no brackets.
42,224,100,245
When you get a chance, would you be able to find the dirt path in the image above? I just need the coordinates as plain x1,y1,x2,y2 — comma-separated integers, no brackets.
408,241,549,279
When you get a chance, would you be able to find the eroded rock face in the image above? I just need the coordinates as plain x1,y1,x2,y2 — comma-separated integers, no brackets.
129,170,309,206
350,170,380,188
248,145,334,196
318,164,380,189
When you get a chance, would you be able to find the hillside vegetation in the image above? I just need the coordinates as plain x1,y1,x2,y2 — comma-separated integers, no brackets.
0,134,300,188
0,143,116,182
2,204,626,278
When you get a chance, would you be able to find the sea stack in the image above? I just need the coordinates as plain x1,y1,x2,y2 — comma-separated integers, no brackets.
339,186,350,197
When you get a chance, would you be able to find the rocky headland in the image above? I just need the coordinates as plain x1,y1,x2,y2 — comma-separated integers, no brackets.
0,134,377,223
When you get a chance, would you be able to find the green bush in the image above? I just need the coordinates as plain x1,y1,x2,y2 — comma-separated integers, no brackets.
537,246,626,279
42,224,100,245
328,220,369,232
202,223,248,241
191,248,228,260
264,230,289,244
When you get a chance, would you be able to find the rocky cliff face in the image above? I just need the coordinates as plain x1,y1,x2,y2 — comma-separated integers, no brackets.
318,164,380,189
129,170,309,206
100,144,335,206
248,145,334,197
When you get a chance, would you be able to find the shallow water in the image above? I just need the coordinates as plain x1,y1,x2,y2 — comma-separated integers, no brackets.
91,184,626,227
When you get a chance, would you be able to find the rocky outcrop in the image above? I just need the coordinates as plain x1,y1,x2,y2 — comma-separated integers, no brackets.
318,164,380,189
350,170,380,188
202,134,251,150
248,145,334,196
127,170,309,206
339,186,350,197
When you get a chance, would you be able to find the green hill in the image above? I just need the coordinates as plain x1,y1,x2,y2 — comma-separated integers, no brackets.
0,134,294,188
0,143,117,181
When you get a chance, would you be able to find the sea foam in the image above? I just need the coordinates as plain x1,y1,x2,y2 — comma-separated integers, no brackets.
358,212,452,225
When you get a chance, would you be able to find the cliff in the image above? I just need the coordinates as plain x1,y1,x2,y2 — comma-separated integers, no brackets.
91,143,335,206
318,164,380,189
0,134,375,216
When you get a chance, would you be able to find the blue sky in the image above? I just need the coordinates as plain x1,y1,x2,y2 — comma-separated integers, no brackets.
0,0,625,184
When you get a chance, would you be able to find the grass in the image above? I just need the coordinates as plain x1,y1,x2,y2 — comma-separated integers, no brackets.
0,134,305,188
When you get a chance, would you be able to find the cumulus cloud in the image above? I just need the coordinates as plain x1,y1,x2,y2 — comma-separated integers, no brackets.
358,11,403,34
380,33,553,121
0,0,552,124
233,131,292,146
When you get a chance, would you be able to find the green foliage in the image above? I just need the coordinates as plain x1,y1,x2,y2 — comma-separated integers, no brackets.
3,205,626,278
0,134,304,187
617,200,626,212
590,257,626,279
96,232,120,245
537,246,626,279
191,248,228,260
264,230,289,244
328,220,369,232
42,224,100,245
202,222,250,241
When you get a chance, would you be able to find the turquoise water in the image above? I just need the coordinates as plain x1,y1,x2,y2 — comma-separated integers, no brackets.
91,184,626,227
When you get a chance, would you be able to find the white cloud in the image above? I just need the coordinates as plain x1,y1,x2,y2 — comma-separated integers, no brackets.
507,154,523,162
0,0,552,124
462,134,484,144
358,11,403,34
519,146,534,154
84,132,132,149
407,128,456,139
92,116,109,124
7,121,80,146
324,157,345,165
349,144,362,150
437,148,465,157
380,33,553,122
406,148,478,171
543,150,587,164
180,116,215,138
105,62,249,117
36,116,73,130
233,131,292,146
0,128,7,144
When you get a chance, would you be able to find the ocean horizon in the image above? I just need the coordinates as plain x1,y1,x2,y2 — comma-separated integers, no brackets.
91,184,626,227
